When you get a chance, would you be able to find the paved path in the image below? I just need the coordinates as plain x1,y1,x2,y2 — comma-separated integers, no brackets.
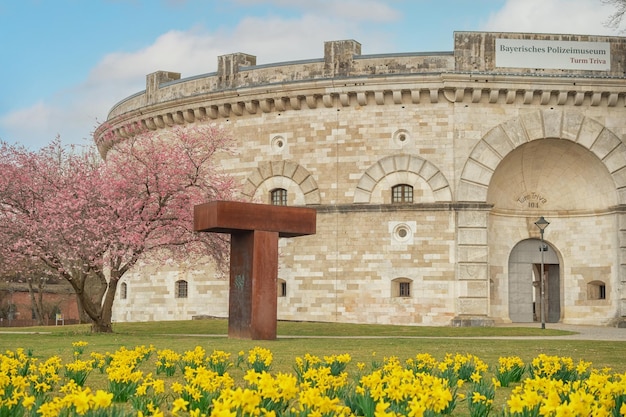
272,324,626,342
494,323,626,341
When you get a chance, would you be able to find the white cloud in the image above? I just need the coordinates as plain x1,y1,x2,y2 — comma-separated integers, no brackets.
0,98,97,149
482,0,618,36
1,102,57,143
233,0,401,22
85,12,375,98
223,15,364,64
89,28,218,82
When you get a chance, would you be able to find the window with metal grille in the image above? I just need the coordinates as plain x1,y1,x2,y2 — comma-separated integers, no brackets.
271,188,288,205
120,282,127,299
392,184,413,203
175,280,188,298
392,278,413,298
399,282,411,297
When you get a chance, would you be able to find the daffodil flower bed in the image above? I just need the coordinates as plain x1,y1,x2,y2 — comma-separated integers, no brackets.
0,343,624,417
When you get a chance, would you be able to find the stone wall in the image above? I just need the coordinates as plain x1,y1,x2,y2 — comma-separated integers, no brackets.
98,32,626,326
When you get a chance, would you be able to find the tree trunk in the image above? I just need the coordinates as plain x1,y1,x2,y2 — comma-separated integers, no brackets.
26,279,45,325
60,266,120,333
91,318,113,333
64,269,105,329
75,294,91,324
36,284,45,324
97,272,119,333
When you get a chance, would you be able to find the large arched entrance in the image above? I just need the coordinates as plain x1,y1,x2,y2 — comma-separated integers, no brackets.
456,110,625,325
508,239,560,323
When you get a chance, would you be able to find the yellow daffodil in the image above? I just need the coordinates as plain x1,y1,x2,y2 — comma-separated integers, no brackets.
171,397,189,414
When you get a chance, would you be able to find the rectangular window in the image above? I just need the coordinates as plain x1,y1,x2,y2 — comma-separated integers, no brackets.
588,281,607,300
599,284,606,300
120,283,127,299
175,280,188,298
271,189,287,205
392,184,413,203
399,282,411,297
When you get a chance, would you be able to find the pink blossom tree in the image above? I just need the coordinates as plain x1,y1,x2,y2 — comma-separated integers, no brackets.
0,125,235,332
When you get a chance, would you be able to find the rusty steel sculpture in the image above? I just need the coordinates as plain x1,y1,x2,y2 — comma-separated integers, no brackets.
194,201,316,340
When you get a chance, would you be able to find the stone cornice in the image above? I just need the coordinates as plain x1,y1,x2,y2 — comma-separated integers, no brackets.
95,71,626,154
300,202,493,213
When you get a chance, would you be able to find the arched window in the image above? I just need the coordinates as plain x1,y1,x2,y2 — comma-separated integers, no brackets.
392,278,413,298
392,184,413,203
277,279,287,297
175,280,188,298
120,282,127,300
271,188,288,205
587,280,606,300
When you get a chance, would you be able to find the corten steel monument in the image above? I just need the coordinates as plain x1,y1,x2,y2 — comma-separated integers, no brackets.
194,200,316,340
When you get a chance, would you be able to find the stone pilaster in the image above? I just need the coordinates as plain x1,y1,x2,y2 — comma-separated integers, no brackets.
452,208,494,326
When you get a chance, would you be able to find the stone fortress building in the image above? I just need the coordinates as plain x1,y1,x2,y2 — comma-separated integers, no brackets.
95,31,626,327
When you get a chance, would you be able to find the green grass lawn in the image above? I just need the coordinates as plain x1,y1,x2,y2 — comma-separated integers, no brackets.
0,319,622,373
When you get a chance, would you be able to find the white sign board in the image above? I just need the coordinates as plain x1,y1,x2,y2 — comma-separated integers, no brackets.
495,38,610,71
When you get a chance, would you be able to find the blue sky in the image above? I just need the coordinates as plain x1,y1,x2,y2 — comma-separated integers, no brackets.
0,0,621,149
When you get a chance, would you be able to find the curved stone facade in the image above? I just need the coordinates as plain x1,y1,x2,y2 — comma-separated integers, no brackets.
95,32,626,327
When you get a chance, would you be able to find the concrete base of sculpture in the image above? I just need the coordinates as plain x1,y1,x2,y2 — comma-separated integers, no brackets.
194,201,316,340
